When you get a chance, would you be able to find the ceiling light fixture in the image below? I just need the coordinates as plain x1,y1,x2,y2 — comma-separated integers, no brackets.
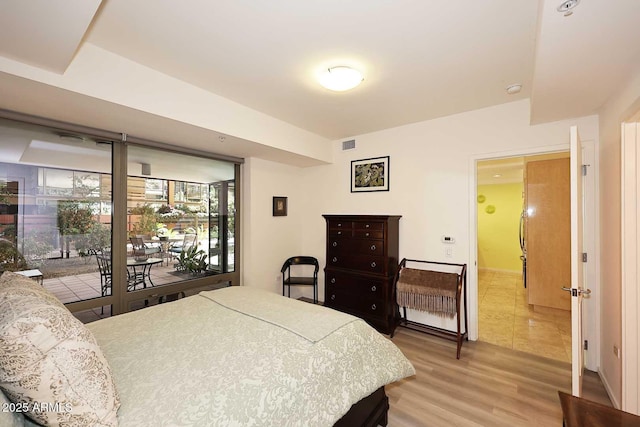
557,0,580,16
506,84,522,95
318,66,363,92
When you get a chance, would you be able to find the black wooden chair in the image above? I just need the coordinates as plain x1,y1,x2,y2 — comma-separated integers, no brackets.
281,256,319,304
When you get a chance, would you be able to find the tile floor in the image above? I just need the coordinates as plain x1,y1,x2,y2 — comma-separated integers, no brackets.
42,263,190,323
478,269,572,363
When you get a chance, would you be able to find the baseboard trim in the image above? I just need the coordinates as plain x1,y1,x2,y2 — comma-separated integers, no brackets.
599,369,621,409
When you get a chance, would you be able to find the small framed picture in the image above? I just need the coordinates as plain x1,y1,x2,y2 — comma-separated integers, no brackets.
273,196,287,216
351,156,390,192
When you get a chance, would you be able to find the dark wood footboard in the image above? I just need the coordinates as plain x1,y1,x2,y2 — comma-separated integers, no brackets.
334,387,389,427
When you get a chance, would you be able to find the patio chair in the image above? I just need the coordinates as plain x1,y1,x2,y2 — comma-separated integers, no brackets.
168,234,197,258
130,236,161,260
94,253,112,298
88,249,114,294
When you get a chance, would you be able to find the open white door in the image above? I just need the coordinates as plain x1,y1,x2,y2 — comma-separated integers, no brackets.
565,125,589,396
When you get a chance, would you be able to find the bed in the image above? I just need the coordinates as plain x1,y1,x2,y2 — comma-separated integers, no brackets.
0,271,415,426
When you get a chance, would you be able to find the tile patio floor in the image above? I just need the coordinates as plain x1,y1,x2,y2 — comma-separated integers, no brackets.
42,261,192,323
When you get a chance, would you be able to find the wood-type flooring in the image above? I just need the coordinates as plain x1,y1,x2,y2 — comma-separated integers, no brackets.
387,327,611,427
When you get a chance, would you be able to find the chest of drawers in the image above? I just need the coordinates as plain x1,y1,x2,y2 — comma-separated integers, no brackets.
323,215,401,335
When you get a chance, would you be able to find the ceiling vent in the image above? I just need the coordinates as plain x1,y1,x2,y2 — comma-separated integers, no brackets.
342,139,356,150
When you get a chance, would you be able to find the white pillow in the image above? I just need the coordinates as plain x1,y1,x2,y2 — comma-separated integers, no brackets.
0,272,120,426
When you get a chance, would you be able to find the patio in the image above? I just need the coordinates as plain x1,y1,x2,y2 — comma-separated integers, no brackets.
40,258,214,323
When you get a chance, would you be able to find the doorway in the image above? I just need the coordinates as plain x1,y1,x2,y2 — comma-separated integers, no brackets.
476,153,573,362
470,139,599,382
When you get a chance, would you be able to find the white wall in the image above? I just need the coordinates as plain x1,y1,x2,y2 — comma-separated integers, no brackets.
242,157,320,299
241,98,600,356
298,100,597,314
598,62,640,409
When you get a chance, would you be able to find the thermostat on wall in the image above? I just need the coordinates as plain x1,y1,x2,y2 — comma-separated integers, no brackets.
441,236,455,244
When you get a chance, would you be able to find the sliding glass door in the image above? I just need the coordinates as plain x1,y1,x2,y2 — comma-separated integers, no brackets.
0,115,242,321
0,118,115,321
122,145,238,312
208,180,235,274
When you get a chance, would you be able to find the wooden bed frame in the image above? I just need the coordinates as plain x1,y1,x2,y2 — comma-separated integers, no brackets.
334,387,389,427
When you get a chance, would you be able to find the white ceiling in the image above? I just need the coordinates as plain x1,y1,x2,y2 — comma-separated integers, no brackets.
0,0,100,73
1,0,640,158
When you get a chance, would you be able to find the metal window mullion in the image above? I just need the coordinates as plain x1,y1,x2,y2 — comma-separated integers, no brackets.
111,140,128,315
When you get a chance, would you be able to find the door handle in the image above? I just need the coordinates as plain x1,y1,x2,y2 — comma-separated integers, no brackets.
561,287,592,297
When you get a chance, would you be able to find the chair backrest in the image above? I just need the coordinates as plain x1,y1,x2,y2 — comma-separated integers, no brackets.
95,254,112,276
281,256,319,274
182,233,197,250
88,247,110,258
130,237,146,250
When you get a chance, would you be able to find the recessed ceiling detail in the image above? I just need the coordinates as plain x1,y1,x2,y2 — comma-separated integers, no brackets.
0,0,639,149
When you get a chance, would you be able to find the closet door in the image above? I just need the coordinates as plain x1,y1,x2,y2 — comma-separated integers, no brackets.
525,158,571,310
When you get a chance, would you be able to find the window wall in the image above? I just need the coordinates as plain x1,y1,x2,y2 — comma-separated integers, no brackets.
125,145,236,290
0,116,241,322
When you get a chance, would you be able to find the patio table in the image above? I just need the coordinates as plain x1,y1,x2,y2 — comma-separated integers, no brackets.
127,257,162,290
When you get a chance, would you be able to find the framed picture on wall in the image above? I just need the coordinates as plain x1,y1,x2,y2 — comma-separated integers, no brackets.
273,196,287,216
351,156,390,192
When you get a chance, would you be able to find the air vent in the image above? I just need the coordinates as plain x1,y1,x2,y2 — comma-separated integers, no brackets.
342,139,356,150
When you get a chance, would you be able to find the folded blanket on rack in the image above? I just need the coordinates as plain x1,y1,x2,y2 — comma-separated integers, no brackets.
396,267,459,315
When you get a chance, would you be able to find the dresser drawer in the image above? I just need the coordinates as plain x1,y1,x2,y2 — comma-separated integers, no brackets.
325,271,385,299
354,221,384,231
327,219,353,230
325,288,386,318
327,254,386,274
328,229,352,238
353,229,384,239
327,238,384,255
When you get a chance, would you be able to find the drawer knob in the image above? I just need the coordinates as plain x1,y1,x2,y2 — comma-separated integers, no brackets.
371,285,377,292
337,223,342,227
332,257,338,263
370,244,376,251
332,241,338,247
337,231,342,235
365,224,370,228
370,261,377,268
331,278,336,284
371,304,377,310
365,232,370,237
331,294,336,300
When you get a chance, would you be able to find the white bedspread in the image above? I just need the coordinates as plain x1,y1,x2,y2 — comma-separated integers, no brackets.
87,286,415,427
